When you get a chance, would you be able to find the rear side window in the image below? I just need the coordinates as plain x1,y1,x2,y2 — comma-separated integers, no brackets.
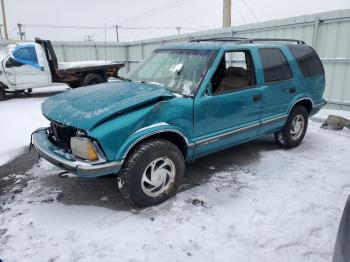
288,45,324,77
259,48,292,83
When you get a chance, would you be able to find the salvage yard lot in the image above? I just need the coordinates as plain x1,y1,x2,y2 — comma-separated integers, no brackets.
0,89,350,262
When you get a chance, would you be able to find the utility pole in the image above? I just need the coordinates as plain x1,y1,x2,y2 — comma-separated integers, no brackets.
84,35,94,42
17,23,25,40
176,26,181,35
223,0,232,28
114,25,119,42
1,0,8,39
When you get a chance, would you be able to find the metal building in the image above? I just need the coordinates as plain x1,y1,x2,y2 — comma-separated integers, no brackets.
1,9,349,109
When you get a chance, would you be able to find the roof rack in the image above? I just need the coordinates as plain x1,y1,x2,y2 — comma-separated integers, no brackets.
241,38,306,45
189,37,306,45
190,37,247,42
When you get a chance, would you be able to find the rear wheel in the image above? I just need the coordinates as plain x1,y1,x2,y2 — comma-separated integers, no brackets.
274,105,308,148
82,73,105,86
117,139,185,207
0,86,5,101
67,81,81,89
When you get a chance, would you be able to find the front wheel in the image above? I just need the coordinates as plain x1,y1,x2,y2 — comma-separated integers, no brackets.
274,105,308,148
118,139,185,207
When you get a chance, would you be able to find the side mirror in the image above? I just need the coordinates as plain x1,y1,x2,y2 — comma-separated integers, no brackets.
5,57,24,68
203,83,213,96
40,66,45,71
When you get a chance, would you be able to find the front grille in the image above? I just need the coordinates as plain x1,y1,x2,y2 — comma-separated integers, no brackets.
50,122,77,150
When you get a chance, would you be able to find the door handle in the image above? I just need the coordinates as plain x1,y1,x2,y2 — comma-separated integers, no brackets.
288,87,296,94
253,94,261,102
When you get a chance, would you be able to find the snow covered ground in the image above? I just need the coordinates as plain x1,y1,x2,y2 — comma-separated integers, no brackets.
0,93,350,261
0,85,68,165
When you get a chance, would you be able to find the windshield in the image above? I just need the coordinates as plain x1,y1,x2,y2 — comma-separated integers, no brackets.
126,49,215,96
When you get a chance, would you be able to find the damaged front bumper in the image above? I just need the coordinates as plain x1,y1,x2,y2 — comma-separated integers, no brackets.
31,129,123,177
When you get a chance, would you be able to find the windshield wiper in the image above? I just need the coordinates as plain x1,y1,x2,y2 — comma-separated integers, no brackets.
140,81,162,87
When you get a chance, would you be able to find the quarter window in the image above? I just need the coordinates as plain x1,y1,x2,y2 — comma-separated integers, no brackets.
288,45,324,77
259,48,292,83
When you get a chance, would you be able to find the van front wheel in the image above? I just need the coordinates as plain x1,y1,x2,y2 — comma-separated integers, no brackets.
274,105,308,148
117,139,185,207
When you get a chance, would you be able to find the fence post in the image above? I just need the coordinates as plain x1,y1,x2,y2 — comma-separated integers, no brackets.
94,44,99,60
62,43,67,62
312,18,320,50
140,41,144,60
124,44,129,73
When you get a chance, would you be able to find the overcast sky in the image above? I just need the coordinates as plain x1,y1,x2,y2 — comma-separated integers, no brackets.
3,0,350,42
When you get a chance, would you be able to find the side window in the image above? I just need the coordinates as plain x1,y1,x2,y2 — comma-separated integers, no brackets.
211,50,256,94
259,48,292,83
288,45,324,77
225,52,247,69
13,46,38,65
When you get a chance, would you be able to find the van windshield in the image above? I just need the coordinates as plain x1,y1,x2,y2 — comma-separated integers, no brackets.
126,49,215,96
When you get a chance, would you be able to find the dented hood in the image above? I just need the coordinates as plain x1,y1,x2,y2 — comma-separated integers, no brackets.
42,81,175,130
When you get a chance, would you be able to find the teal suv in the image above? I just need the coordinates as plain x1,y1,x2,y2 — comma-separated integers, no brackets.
32,37,326,206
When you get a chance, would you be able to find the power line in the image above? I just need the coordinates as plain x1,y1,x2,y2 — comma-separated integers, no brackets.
115,0,195,26
234,2,248,23
23,23,205,31
22,23,208,42
23,24,112,30
240,0,259,22
177,2,221,24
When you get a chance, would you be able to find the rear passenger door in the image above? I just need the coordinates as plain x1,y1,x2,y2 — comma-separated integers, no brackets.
258,48,296,135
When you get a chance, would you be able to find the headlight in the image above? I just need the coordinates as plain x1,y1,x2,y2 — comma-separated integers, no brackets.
70,137,98,161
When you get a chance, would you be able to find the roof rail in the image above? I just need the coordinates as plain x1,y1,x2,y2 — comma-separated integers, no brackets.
241,38,306,45
189,37,247,42
189,37,306,45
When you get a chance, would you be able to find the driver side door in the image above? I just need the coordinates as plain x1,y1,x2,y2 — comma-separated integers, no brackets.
193,49,262,158
8,45,50,89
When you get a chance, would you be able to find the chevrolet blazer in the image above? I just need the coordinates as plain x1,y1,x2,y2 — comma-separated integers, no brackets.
32,37,326,206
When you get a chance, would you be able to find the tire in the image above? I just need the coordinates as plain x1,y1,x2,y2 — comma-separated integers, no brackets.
274,105,308,148
67,81,81,89
82,73,105,86
0,86,5,101
118,139,185,207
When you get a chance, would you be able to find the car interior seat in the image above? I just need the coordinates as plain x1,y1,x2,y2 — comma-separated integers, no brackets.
215,66,249,93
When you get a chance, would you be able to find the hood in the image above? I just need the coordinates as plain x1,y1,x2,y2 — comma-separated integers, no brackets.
42,81,175,130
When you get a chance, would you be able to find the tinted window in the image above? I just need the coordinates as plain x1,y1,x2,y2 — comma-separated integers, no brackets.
288,45,324,77
259,48,292,83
